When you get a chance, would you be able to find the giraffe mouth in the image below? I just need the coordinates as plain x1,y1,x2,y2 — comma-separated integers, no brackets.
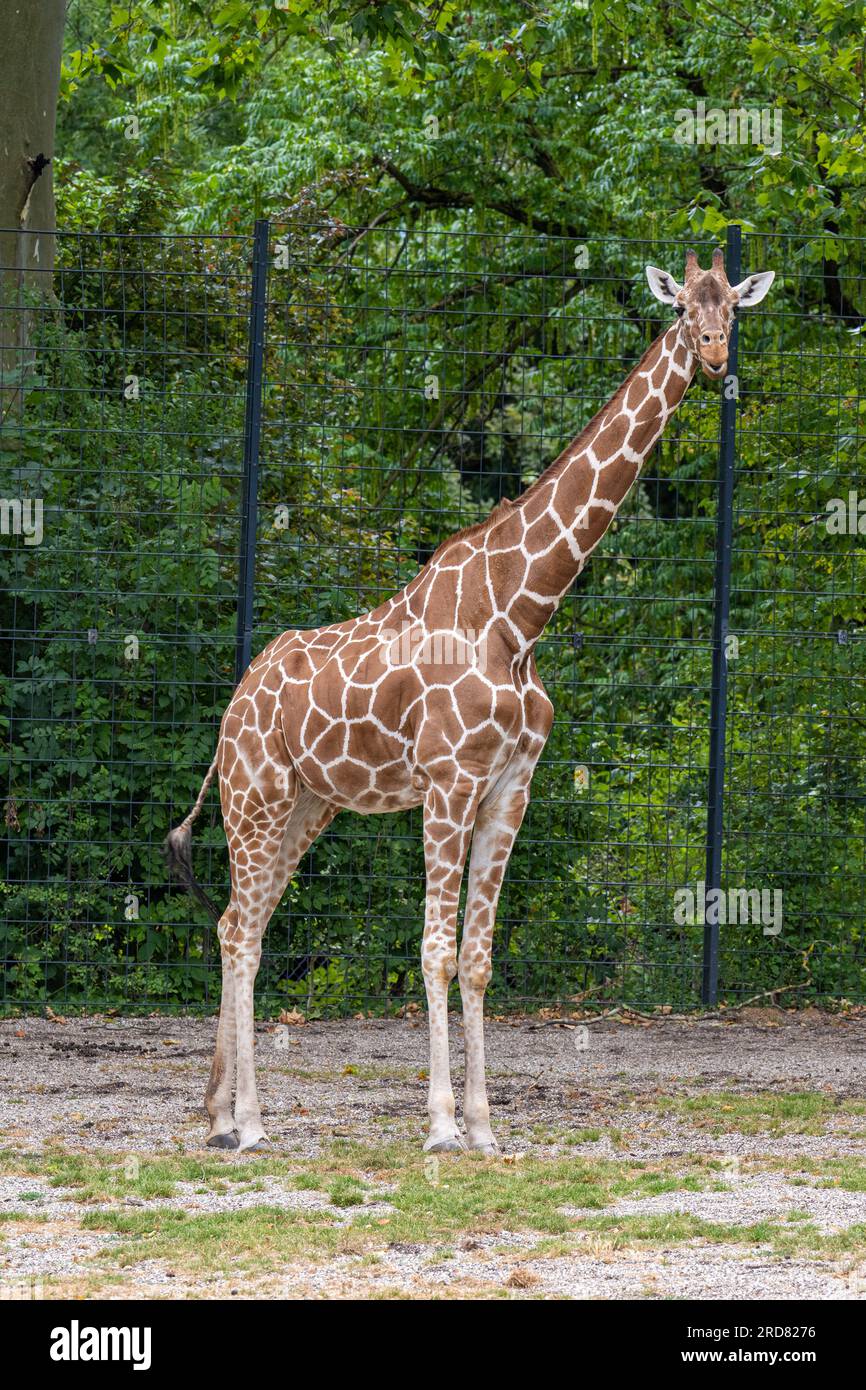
700,358,727,379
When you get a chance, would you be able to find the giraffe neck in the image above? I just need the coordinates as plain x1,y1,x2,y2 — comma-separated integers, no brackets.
503,322,695,647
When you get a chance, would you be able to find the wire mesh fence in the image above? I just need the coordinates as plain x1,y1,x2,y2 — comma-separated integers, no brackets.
1,230,253,1007
725,231,866,1003
1,219,864,1014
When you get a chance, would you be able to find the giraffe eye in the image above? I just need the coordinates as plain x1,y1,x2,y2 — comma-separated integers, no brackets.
674,304,685,317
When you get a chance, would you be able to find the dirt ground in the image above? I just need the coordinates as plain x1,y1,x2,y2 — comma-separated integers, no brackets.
2,1007,866,1300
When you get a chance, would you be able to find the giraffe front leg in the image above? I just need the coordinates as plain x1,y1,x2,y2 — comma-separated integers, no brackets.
459,773,533,1154
421,779,478,1154
205,942,239,1148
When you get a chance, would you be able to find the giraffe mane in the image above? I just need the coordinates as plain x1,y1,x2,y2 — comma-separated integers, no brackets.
428,496,516,563
422,325,674,569
516,329,669,505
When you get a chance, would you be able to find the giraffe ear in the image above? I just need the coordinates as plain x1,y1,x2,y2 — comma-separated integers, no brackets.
730,270,775,307
645,265,683,306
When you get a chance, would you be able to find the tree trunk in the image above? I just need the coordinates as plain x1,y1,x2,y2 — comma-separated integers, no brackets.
0,0,66,424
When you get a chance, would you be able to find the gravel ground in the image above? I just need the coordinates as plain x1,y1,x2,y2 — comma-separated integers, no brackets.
1,1009,865,1299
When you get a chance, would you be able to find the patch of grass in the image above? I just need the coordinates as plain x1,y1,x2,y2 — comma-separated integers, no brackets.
328,1176,368,1208
817,1161,866,1193
518,1235,573,1259
292,1173,323,1191
42,1147,725,1276
0,1146,324,1204
349,1151,724,1249
80,1205,345,1272
9,1133,863,1284
328,1138,408,1171
654,1091,866,1136
744,1155,866,1192
576,1211,866,1258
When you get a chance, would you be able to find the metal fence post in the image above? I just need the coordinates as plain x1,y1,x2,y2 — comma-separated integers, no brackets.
701,222,741,1005
235,218,270,684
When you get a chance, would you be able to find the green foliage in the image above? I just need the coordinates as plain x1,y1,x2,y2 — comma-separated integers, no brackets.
58,2,866,239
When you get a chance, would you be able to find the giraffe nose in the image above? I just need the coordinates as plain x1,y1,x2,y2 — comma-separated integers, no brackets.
698,328,728,376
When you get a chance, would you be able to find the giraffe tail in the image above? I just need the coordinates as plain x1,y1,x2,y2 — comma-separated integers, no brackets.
164,757,221,924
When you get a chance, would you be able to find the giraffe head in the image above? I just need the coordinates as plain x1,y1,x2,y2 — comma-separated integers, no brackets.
645,248,774,379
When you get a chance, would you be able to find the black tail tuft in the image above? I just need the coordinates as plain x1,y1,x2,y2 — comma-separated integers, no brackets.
164,823,221,924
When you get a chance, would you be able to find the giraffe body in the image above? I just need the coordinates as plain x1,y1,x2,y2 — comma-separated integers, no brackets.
167,253,773,1153
226,517,551,819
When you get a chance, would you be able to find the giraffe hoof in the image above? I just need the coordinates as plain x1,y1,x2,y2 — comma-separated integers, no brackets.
468,1141,500,1156
207,1131,239,1150
237,1135,269,1154
423,1135,467,1154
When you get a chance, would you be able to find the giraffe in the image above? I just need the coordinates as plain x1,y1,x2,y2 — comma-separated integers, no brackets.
166,249,774,1154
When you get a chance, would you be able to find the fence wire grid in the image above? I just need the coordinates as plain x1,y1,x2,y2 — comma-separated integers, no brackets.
1,220,864,1014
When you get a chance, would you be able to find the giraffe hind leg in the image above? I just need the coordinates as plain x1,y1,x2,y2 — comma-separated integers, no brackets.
205,782,336,1151
205,956,238,1146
